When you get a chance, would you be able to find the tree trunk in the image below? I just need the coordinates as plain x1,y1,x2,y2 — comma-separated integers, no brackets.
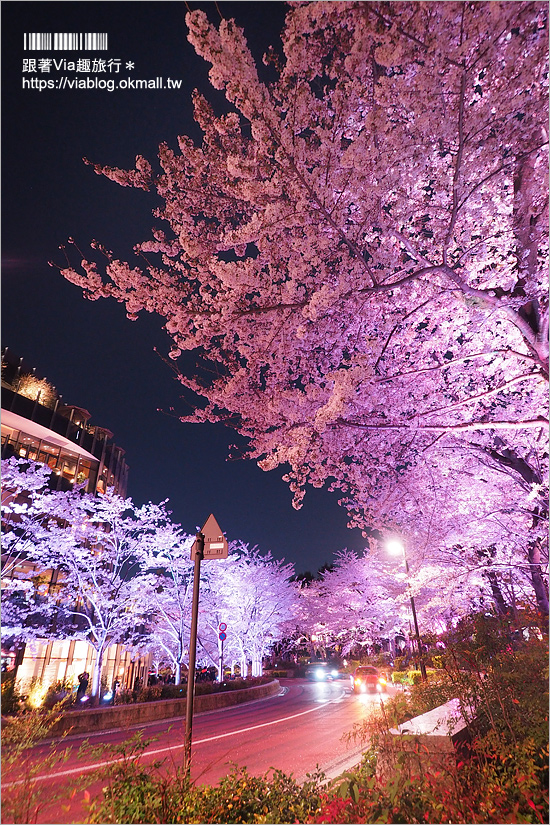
485,571,510,617
175,661,182,685
528,540,549,616
90,645,105,706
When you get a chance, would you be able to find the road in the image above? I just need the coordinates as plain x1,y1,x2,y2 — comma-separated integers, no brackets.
4,678,397,823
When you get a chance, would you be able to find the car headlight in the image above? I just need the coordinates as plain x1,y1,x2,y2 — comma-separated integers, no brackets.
315,668,325,680
331,669,339,677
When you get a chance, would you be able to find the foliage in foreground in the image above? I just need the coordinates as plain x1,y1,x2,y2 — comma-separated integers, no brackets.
84,734,323,824
0,708,81,824
332,609,549,824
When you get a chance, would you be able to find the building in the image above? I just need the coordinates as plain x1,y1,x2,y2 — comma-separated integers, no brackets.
1,348,149,697
1,349,128,496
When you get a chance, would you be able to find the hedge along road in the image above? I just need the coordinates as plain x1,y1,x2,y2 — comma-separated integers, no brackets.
4,678,396,824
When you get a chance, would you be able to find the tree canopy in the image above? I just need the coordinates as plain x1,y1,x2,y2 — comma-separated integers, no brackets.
60,2,548,609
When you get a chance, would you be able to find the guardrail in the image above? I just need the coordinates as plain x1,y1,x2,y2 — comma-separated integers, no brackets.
376,698,471,780
47,679,281,738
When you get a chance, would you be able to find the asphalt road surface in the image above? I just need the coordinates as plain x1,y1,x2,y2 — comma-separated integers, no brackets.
4,678,398,823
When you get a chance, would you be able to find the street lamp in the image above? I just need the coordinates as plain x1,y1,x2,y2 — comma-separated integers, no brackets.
386,538,427,680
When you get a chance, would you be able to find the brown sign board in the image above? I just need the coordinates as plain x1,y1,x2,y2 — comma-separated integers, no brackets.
190,513,229,560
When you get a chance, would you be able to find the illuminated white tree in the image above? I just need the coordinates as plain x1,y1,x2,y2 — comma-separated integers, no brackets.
1,458,62,650
199,542,298,677
138,532,196,685
39,493,176,704
1,457,55,579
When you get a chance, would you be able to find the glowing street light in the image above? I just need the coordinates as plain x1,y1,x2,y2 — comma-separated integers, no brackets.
386,537,427,680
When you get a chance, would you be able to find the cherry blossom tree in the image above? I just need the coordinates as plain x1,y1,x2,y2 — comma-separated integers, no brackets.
198,542,297,677
1,459,64,654
295,547,490,658
39,492,177,704
370,436,548,613
60,3,548,610
295,551,402,657
1,457,55,580
137,532,196,685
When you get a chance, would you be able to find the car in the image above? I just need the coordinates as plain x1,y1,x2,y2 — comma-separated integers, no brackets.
305,661,340,681
350,665,388,694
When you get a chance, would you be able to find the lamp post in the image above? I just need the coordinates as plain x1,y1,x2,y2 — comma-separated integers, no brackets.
386,538,427,681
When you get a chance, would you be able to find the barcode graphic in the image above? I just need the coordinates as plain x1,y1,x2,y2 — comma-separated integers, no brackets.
24,33,108,51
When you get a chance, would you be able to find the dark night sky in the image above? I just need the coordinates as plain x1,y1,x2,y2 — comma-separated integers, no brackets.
1,1,368,575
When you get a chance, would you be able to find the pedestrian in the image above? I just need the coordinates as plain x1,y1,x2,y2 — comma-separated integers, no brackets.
76,671,89,704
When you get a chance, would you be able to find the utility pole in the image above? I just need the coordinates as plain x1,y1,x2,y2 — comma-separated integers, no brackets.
404,555,427,681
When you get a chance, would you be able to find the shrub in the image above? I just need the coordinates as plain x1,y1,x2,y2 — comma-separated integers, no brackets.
113,676,270,705
310,747,549,823
136,684,162,703
1,670,23,715
43,678,76,709
1,708,85,823
85,736,324,824
114,686,135,705
389,670,410,685
335,608,549,824
159,683,186,700
390,667,439,686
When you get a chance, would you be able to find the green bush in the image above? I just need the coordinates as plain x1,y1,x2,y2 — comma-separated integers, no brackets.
390,668,437,686
1,670,23,715
1,708,85,823
85,735,324,824
390,670,410,685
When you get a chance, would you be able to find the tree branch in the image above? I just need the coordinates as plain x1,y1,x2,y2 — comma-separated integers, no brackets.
420,372,544,417
335,417,548,433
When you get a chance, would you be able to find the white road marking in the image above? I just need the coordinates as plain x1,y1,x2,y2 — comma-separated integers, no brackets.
2,692,345,787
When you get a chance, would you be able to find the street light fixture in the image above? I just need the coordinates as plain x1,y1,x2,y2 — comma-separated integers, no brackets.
386,538,427,680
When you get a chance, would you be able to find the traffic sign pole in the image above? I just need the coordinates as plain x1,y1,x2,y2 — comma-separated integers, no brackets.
218,623,227,683
218,635,224,684
184,515,227,775
184,531,204,774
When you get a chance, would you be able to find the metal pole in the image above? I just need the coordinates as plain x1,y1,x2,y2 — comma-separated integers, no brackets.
184,532,204,774
404,556,427,680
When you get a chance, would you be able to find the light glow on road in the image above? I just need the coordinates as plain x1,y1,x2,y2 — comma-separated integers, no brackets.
2,689,347,787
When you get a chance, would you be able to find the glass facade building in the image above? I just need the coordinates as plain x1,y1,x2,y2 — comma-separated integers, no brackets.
1,349,128,496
